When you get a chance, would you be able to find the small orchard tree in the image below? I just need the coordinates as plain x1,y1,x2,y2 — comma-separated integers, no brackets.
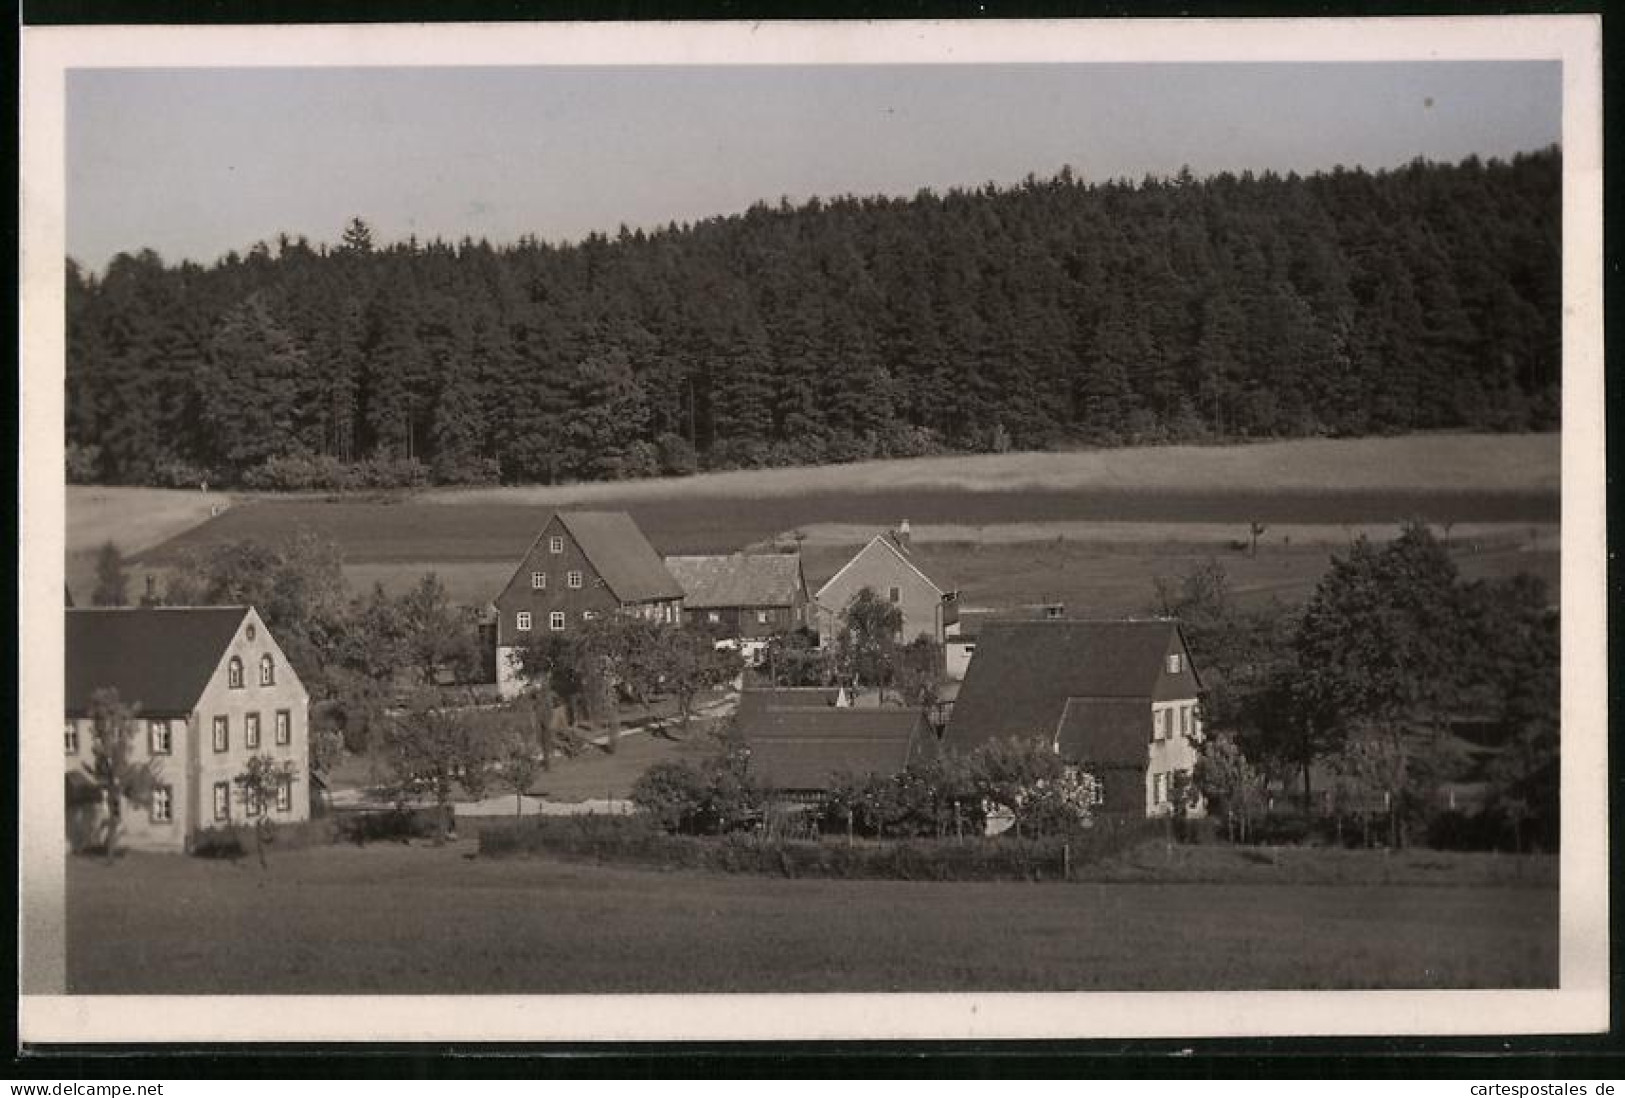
964,736,1082,839
500,727,546,817
233,754,299,869
894,636,945,708
837,587,903,699
382,691,498,841
92,540,129,607
81,688,160,861
1194,732,1267,843
662,629,743,737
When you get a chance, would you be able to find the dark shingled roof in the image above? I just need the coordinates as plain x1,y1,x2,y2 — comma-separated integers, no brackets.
946,619,1186,751
556,511,685,603
736,687,843,728
952,604,1068,640
66,606,249,716
743,706,935,793
663,554,804,609
1056,697,1153,768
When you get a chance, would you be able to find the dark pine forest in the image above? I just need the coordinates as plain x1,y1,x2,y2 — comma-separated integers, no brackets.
66,149,1561,489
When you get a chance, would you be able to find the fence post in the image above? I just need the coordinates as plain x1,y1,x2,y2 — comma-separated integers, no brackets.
1063,841,1071,881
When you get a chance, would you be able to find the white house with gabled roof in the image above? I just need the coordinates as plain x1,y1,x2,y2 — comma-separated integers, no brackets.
812,530,958,649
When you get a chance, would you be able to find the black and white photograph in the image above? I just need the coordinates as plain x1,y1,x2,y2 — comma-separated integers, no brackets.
18,17,1607,1043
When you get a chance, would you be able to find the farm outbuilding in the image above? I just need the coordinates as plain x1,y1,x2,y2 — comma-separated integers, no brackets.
737,687,936,800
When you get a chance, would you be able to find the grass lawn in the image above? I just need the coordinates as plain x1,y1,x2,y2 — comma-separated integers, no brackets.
66,843,1557,995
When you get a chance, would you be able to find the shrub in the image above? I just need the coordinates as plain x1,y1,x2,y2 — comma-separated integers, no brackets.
332,805,447,844
431,455,501,486
655,432,699,477
190,817,336,858
630,748,762,835
150,457,215,490
479,813,1163,882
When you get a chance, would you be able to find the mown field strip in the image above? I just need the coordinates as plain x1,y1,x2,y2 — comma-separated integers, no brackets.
67,844,1558,994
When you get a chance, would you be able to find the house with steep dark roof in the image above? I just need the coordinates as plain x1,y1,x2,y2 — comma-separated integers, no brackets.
493,511,685,698
944,619,1205,818
812,532,958,650
65,606,311,852
663,553,810,652
737,687,935,799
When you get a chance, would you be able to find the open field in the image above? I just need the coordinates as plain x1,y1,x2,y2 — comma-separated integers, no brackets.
422,432,1562,503
66,843,1557,994
81,433,1558,611
65,487,234,600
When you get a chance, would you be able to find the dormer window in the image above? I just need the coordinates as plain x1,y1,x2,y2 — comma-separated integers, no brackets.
1167,652,1183,675
260,654,275,686
227,657,244,689
549,536,564,554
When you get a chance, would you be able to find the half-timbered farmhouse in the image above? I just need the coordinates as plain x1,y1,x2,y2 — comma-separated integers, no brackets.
65,606,311,853
663,552,810,655
945,619,1205,818
493,511,685,698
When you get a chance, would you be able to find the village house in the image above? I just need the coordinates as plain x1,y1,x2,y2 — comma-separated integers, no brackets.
944,619,1205,818
663,552,811,658
493,510,685,698
736,687,937,801
64,605,311,853
812,526,959,649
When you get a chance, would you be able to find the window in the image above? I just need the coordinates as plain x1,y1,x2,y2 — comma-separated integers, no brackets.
212,715,229,752
567,571,583,589
227,657,244,689
1091,777,1105,806
757,609,770,625
1167,652,1183,675
276,778,293,813
246,623,257,641
549,612,565,631
516,611,532,632
531,571,546,589
1164,708,1175,739
260,654,275,686
964,644,976,657
64,722,78,754
213,782,231,821
246,712,261,749
1153,773,1168,805
707,610,721,624
246,788,261,817
151,786,173,823
582,610,597,622
149,719,172,755
888,586,901,603
1179,706,1189,736
549,536,564,554
664,604,675,624
275,710,291,746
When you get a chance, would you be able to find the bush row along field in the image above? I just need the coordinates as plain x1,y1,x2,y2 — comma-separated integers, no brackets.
66,842,1557,994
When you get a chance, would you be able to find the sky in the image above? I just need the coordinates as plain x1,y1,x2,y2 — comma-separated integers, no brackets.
66,61,1562,272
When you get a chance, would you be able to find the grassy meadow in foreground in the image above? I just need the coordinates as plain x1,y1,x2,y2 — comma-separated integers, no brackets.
66,843,1557,995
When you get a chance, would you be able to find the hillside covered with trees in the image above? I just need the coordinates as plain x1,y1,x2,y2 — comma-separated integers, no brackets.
66,148,1560,488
